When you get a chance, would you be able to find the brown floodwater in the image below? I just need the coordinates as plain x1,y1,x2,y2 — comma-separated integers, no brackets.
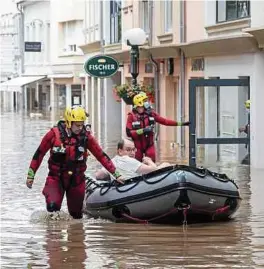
1,111,264,269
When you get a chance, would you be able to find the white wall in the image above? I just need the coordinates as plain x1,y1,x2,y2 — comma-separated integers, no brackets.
250,52,264,168
23,1,51,75
204,0,216,27
204,53,254,164
104,72,122,141
50,0,85,66
250,0,264,28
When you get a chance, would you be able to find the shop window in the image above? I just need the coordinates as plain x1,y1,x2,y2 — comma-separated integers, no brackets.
72,84,82,106
61,20,83,54
58,85,66,109
216,0,250,23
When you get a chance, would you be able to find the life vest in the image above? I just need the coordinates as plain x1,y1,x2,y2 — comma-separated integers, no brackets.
130,109,155,130
49,121,89,173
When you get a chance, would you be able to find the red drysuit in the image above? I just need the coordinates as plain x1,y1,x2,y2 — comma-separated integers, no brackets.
28,120,117,219
126,109,180,162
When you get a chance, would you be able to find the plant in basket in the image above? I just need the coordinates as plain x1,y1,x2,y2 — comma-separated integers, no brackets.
112,83,155,105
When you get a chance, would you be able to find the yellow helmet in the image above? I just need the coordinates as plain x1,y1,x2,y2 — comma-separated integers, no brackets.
245,100,250,109
64,105,87,128
133,92,148,107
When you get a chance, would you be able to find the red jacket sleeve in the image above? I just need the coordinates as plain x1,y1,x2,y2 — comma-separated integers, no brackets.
29,129,55,174
126,113,142,139
152,111,178,126
86,133,117,175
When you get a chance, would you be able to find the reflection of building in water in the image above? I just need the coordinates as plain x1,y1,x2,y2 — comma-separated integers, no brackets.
82,218,254,268
250,169,264,267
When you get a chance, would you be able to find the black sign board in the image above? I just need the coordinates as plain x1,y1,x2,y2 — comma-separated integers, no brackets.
25,42,41,52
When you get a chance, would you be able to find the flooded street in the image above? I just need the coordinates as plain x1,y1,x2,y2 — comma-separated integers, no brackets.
1,111,264,269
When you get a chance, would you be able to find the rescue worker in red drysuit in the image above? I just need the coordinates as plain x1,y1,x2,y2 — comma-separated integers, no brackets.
126,92,190,162
26,106,124,219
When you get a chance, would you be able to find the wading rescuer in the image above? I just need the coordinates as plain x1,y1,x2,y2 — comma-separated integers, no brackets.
126,92,190,162
26,106,124,219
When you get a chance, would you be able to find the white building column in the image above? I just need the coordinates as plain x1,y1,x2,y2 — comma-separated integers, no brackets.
29,88,33,111
97,78,102,142
66,84,72,108
121,69,126,138
24,86,28,110
251,51,264,168
15,92,18,111
81,83,85,107
85,75,89,111
50,78,55,111
91,77,95,131
19,92,23,111
35,82,39,107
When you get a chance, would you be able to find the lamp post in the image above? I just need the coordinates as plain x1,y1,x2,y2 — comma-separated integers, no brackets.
124,28,147,90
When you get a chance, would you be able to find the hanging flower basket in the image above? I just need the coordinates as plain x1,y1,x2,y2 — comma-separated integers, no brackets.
112,83,155,105
112,88,122,102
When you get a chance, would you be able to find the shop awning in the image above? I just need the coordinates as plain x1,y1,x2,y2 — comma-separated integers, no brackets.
48,73,73,78
0,75,46,93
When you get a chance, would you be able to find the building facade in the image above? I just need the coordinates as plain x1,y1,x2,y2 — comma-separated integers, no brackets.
79,0,122,142
0,12,22,110
109,0,264,168
1,0,264,168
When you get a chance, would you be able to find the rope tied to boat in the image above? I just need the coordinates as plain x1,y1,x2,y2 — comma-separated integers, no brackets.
120,204,230,225
212,205,230,220
121,207,180,225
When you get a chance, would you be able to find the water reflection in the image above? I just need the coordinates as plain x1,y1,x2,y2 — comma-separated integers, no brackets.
1,111,264,269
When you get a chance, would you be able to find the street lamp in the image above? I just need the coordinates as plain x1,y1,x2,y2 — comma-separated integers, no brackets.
124,28,147,90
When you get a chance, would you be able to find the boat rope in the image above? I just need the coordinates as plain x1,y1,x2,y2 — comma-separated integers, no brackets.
121,207,179,225
189,205,231,221
120,204,230,225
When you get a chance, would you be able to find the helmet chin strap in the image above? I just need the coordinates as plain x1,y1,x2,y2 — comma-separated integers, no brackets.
66,127,72,137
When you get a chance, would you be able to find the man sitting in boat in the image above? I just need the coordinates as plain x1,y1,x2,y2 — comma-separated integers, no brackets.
95,138,170,180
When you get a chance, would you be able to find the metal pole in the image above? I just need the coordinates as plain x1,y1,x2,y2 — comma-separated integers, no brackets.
189,80,196,167
180,0,186,158
128,42,139,89
99,0,105,141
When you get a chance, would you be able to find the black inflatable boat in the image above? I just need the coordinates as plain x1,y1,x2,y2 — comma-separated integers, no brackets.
85,165,241,224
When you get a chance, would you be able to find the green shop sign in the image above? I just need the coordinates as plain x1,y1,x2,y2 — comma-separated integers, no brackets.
84,55,119,78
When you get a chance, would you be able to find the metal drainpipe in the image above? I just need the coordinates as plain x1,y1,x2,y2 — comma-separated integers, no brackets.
180,0,186,158
148,0,160,141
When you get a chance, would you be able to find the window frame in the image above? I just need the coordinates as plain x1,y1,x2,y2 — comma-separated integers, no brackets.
139,0,150,35
216,0,250,23
110,0,121,44
164,0,173,33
